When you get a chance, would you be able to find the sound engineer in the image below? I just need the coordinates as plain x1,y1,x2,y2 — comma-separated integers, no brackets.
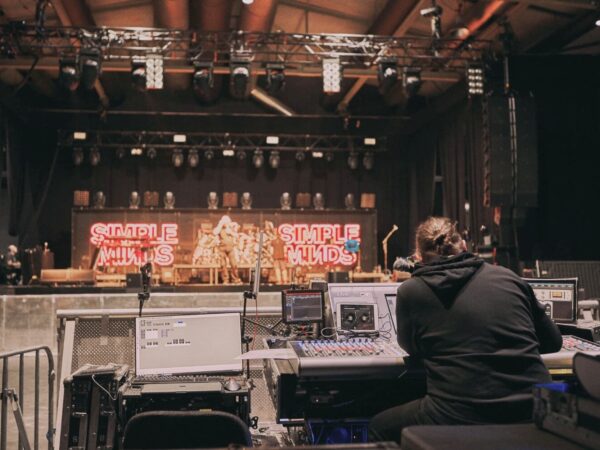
369,217,562,443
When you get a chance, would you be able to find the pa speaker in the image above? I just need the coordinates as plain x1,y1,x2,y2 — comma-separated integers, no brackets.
487,96,538,207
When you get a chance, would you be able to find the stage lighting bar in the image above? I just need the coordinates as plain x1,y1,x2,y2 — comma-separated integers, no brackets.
322,58,342,94
1,27,491,80
466,64,485,96
131,147,143,156
58,130,389,154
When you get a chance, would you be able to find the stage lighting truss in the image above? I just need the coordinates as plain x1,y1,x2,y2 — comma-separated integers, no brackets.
0,27,491,85
57,130,388,156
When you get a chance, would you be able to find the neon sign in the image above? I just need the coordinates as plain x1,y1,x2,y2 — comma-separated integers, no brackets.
90,222,179,266
278,223,361,266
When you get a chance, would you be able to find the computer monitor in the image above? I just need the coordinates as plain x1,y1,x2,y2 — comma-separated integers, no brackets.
523,278,578,323
135,313,242,376
282,289,324,324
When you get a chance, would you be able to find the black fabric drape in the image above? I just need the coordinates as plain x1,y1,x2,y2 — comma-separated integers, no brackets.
5,114,26,237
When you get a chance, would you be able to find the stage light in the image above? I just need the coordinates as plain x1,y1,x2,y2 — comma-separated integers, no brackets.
145,54,164,90
236,149,247,161
312,151,324,159
80,48,101,90
322,58,342,94
377,57,398,93
266,63,285,94
466,64,485,96
172,149,184,168
230,56,251,99
242,0,254,4
241,192,252,209
344,193,356,210
403,67,422,97
59,57,79,91
204,149,215,161
266,136,279,145
596,18,600,27
347,151,359,170
131,60,146,91
163,191,176,209
193,61,214,101
313,193,325,210
173,134,187,143
253,149,264,168
116,147,126,159
131,147,143,156
223,148,235,157
93,191,106,209
207,192,219,209
295,151,306,162
146,147,157,160
325,151,335,162
363,151,374,170
89,146,101,166
73,131,87,141
188,149,200,168
280,192,292,210
269,150,280,169
129,191,140,209
364,137,377,146
72,147,84,166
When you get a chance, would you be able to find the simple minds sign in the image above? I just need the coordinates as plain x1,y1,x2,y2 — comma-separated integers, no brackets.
72,209,377,277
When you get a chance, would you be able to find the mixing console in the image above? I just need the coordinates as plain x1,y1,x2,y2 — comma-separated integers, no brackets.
287,339,407,377
541,335,600,370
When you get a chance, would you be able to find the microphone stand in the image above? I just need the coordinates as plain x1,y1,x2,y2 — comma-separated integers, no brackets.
138,263,152,317
382,225,399,274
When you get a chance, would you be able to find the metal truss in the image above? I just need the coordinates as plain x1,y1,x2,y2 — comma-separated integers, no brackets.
58,130,387,152
1,25,491,74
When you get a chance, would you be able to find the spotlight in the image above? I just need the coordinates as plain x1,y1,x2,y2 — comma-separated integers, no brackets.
266,63,285,94
93,191,106,209
116,147,126,160
193,61,214,101
322,58,342,94
325,151,335,162
131,60,146,91
242,0,254,4
312,151,324,159
295,151,306,162
172,149,184,168
163,191,176,209
347,151,359,170
363,151,374,170
204,149,215,161
230,56,251,99
253,149,264,169
377,57,398,93
72,147,84,166
236,149,247,161
80,48,101,90
145,54,164,90
403,67,422,97
59,57,79,91
146,147,157,160
188,149,200,168
466,64,485,96
131,147,143,156
89,146,101,166
223,146,235,157
129,191,140,209
269,151,280,169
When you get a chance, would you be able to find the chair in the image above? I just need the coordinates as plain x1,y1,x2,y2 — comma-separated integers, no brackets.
122,410,253,449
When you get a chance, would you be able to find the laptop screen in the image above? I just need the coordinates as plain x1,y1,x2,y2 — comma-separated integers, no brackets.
136,313,242,376
523,278,578,323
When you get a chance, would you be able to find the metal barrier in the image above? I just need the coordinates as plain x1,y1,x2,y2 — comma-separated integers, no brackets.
0,346,55,450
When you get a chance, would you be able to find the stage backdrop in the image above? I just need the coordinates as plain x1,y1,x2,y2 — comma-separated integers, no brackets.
72,209,377,275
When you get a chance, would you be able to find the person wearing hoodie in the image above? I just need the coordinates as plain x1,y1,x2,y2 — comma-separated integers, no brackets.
369,217,562,443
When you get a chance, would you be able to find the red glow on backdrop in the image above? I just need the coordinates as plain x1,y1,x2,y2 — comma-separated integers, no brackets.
90,222,179,266
278,223,361,266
